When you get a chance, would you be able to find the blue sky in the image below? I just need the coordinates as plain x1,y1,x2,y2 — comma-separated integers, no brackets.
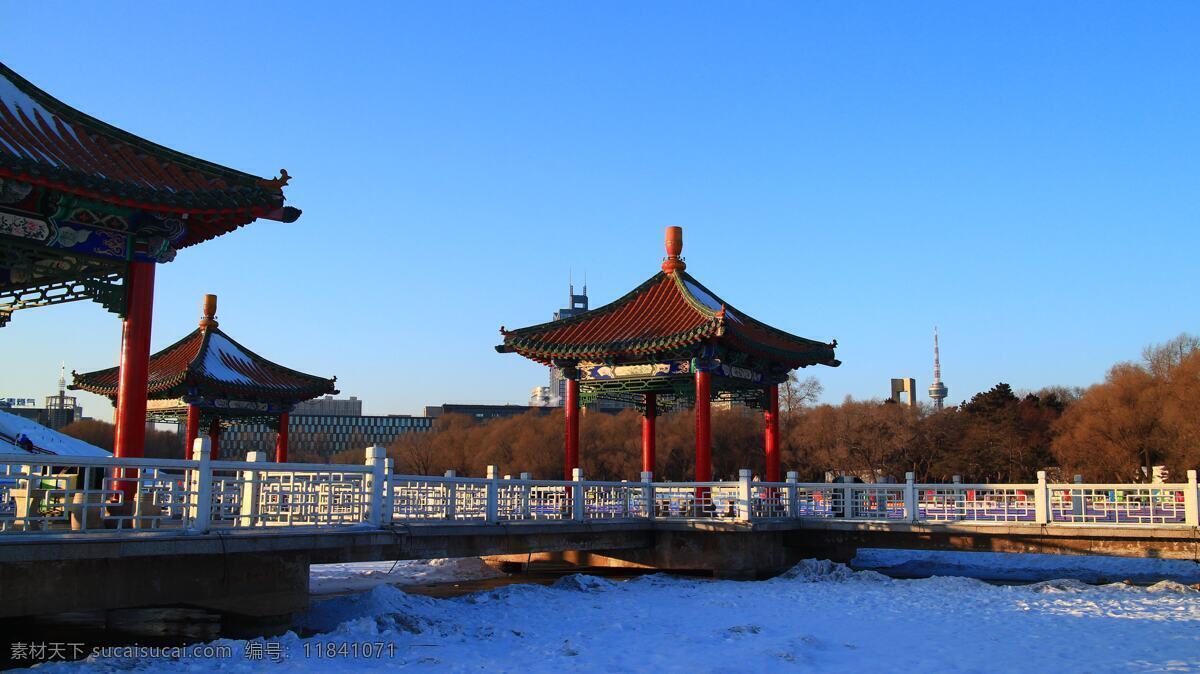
2,2,1198,420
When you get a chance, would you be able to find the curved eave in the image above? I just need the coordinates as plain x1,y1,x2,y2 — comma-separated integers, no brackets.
675,272,840,369
0,61,295,219
499,321,723,365
0,163,283,215
497,267,840,370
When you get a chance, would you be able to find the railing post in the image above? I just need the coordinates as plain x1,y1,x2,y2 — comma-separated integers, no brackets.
1035,470,1049,525
786,471,799,518
188,438,212,534
839,481,852,519
640,471,654,520
486,465,499,524
1185,470,1199,527
737,469,753,521
1071,474,1085,517
952,475,961,485
238,451,265,528
621,479,632,518
905,472,918,523
364,446,387,527
572,467,586,521
519,472,532,520
444,470,457,521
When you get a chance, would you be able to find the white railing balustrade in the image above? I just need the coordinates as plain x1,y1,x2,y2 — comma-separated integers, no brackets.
1,448,1197,538
1049,484,1190,525
916,484,1039,523
651,482,741,519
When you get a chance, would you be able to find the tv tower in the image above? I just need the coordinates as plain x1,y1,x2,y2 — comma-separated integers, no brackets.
928,327,949,410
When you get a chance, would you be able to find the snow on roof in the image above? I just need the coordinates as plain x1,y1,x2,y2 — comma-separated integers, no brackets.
0,409,110,457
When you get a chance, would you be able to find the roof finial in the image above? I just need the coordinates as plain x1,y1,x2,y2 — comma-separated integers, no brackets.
199,294,219,330
661,226,686,273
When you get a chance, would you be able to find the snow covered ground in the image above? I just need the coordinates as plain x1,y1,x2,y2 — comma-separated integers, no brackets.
0,409,109,456
310,558,505,595
24,557,1200,672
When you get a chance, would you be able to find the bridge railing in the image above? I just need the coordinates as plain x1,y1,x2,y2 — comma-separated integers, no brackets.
1,446,1197,537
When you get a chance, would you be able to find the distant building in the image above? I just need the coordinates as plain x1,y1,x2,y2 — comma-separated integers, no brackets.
889,377,918,407
529,386,552,407
547,283,590,405
1,366,84,430
219,396,431,458
294,395,363,416
424,403,549,420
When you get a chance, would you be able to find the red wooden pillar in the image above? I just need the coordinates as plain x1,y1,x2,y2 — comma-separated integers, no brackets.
564,374,580,480
764,383,781,482
184,405,200,459
112,261,155,502
113,261,155,458
642,392,656,475
208,417,221,461
275,412,290,463
694,369,712,482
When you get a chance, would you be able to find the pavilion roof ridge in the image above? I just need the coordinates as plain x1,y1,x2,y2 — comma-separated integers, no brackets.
72,323,337,401
499,271,708,340
193,324,339,395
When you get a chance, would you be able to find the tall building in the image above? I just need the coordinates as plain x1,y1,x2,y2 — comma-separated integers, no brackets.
928,327,949,410
889,377,918,406
529,386,552,406
547,282,590,405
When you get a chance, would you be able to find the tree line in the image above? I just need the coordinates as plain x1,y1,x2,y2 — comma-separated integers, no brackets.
375,333,1198,483
60,333,1198,483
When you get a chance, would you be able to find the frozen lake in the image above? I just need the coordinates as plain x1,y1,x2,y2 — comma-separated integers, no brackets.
24,556,1200,673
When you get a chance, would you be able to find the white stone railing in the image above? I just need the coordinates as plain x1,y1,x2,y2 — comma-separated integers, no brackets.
1,445,1197,537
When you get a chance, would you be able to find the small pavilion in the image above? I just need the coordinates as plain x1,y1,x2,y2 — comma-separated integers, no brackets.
497,227,840,482
72,295,337,461
0,61,300,468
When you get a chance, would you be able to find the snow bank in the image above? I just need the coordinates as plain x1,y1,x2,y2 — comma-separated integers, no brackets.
852,548,1200,584
309,557,505,595
0,409,109,457
27,559,1200,672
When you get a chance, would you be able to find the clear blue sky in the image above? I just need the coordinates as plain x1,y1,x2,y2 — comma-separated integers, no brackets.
3,2,1198,420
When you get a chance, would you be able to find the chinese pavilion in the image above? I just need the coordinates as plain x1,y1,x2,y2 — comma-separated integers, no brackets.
0,61,300,463
72,295,337,462
497,227,840,482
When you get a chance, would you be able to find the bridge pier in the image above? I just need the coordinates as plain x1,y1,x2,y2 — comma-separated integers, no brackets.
0,549,310,622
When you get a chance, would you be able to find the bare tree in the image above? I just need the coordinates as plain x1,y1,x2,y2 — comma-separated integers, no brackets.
1143,332,1200,378
780,374,822,414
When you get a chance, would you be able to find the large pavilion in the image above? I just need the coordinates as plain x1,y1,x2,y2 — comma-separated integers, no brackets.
0,61,300,466
72,295,337,462
498,227,840,482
